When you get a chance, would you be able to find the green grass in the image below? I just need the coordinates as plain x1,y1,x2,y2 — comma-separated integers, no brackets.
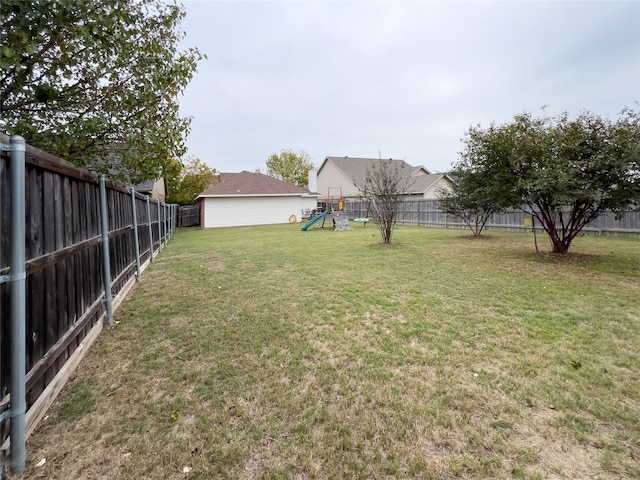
56,382,97,424
23,225,640,479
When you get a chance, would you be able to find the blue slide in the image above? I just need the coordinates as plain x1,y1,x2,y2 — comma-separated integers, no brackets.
301,211,330,231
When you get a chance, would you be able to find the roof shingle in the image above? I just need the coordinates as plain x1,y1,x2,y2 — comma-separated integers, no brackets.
198,171,313,197
321,156,440,193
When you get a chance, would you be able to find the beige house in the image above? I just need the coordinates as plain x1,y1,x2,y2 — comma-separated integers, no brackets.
134,178,167,201
315,156,455,200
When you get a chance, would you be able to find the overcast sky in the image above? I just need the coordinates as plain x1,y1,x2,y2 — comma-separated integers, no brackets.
177,0,640,174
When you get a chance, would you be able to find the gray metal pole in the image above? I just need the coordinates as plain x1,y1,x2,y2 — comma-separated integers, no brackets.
99,175,114,327
169,204,172,235
130,187,141,282
8,135,26,474
164,203,171,240
164,203,168,241
145,196,154,263
162,203,166,244
156,200,162,250
162,201,166,245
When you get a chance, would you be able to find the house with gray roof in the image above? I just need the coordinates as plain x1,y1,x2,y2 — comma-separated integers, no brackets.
315,156,455,200
134,178,167,201
196,171,318,228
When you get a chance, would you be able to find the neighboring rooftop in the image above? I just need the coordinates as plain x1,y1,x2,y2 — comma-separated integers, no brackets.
198,170,314,197
321,157,432,185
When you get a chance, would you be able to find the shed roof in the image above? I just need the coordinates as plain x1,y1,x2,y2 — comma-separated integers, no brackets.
198,170,315,197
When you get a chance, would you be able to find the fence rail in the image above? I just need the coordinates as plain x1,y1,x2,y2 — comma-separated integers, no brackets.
0,134,178,473
345,199,640,236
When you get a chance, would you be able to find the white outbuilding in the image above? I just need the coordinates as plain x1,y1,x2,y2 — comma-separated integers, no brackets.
196,171,319,228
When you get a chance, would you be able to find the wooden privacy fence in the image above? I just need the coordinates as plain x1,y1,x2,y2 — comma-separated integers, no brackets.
345,199,640,236
0,134,177,472
178,204,200,227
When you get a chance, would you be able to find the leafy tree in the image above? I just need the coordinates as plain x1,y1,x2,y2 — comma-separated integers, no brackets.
0,0,204,184
163,156,184,200
167,156,217,205
437,165,506,237
360,159,413,244
266,149,314,186
460,108,640,253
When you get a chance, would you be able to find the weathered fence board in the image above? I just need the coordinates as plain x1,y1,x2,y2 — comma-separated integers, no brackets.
178,204,200,227
345,199,640,236
0,134,178,464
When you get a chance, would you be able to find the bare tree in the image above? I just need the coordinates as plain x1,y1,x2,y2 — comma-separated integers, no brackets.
360,159,413,244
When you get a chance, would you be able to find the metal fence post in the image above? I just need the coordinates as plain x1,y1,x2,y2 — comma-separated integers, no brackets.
166,203,170,239
98,175,114,327
129,188,141,282
165,203,169,241
146,196,154,263
162,202,167,245
172,204,176,234
156,200,162,250
8,135,26,474
164,203,171,239
162,203,166,243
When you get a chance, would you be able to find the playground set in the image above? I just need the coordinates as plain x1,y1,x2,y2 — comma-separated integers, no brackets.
301,188,370,231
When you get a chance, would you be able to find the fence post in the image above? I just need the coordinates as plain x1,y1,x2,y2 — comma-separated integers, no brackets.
98,175,114,327
166,203,170,239
162,202,167,244
166,204,170,238
173,204,177,233
129,188,141,282
169,205,173,233
7,135,27,474
146,196,154,263
156,200,162,250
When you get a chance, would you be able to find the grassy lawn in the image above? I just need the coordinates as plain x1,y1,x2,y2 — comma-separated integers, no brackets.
22,224,639,479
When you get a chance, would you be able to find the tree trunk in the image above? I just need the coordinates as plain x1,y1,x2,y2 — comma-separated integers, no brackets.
548,230,573,254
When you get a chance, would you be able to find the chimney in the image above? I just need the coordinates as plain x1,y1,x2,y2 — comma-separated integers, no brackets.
308,168,318,193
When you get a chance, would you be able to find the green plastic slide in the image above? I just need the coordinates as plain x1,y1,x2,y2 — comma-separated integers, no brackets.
301,211,330,231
